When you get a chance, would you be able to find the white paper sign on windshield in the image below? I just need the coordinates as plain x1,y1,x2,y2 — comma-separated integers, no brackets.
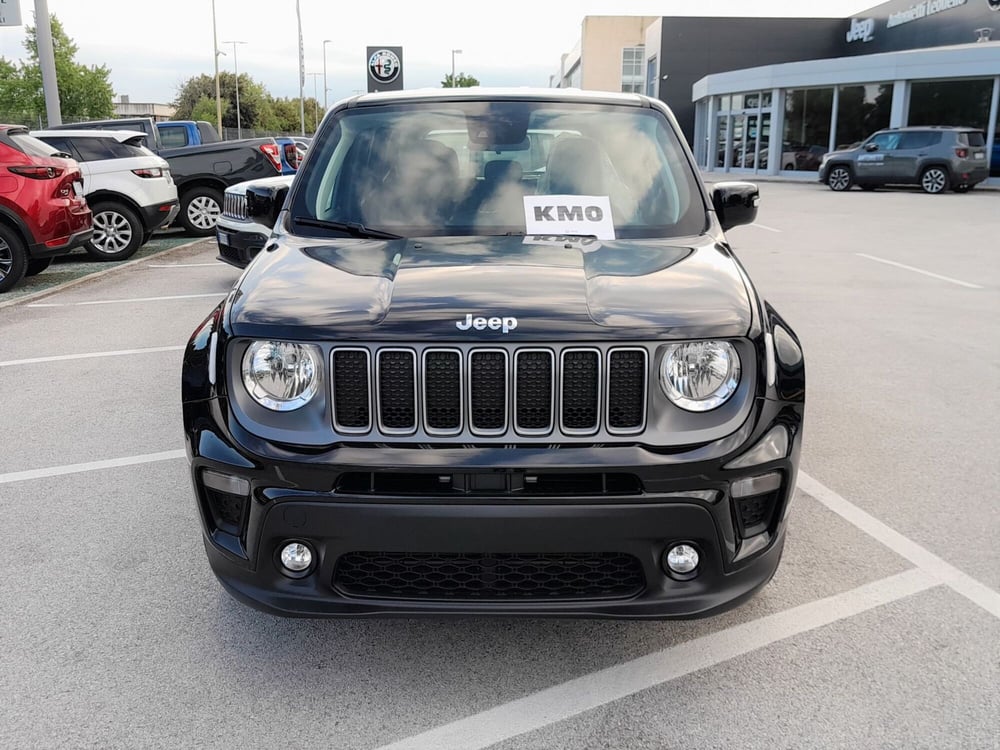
523,195,615,240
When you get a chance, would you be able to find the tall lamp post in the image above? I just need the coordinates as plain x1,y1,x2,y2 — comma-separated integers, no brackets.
450,49,462,87
296,0,305,136
211,0,222,135
221,40,247,139
307,73,322,132
322,39,332,111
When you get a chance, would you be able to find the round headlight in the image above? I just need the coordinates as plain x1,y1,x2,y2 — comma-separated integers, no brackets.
659,341,741,412
242,340,321,411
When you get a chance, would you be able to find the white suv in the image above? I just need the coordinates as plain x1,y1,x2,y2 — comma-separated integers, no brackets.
32,129,179,260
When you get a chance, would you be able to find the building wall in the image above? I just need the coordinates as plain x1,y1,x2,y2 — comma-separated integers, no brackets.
579,16,659,91
656,17,845,144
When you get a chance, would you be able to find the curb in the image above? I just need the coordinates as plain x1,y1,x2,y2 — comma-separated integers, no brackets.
0,238,211,311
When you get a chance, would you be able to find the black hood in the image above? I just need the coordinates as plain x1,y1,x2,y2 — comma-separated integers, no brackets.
227,234,754,341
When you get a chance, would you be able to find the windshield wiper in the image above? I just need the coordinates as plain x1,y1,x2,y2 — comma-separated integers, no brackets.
293,217,403,240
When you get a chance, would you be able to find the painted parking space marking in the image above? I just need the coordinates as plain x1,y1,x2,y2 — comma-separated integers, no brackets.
27,292,224,308
747,222,783,232
856,253,983,289
0,449,186,485
0,345,185,368
147,263,224,268
376,569,937,750
798,471,1000,619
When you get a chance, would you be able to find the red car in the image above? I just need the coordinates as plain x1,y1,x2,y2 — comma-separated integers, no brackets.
0,125,93,293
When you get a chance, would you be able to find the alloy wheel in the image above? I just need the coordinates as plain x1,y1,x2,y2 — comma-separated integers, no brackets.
92,210,134,255
921,168,947,194
828,167,851,191
0,237,12,281
188,195,221,230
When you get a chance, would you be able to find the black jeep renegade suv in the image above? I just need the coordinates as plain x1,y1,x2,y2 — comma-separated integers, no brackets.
182,88,805,619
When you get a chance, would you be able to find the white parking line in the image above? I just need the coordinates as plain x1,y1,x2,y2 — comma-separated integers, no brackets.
376,569,937,750
0,345,185,368
0,449,186,485
147,263,224,268
748,223,782,232
28,293,224,308
798,471,1000,619
856,253,983,289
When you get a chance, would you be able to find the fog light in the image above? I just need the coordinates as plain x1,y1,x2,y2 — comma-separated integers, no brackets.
665,544,700,575
280,542,313,572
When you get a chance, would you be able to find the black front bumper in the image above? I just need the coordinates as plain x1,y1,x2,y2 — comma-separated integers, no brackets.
185,395,802,619
216,225,268,268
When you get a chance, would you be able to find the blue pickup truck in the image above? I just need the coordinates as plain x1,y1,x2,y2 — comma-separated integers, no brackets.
156,121,221,149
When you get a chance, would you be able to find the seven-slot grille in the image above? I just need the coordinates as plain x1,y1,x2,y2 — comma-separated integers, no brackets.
330,346,648,439
222,193,248,221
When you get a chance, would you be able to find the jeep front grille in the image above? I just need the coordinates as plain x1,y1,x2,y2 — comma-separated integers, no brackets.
222,193,248,221
330,345,648,440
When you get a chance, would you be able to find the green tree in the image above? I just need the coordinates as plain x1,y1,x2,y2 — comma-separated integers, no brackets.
174,72,277,131
13,15,115,121
442,72,480,88
190,96,227,124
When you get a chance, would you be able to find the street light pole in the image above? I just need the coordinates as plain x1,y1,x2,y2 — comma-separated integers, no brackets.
296,0,305,136
450,49,462,87
322,39,332,111
222,41,247,139
307,73,322,132
211,0,222,135
34,0,62,126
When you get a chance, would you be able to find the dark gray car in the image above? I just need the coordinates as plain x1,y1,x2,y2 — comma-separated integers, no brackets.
818,126,989,194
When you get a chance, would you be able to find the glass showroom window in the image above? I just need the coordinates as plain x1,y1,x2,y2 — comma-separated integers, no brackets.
993,92,1000,178
621,47,644,94
908,79,993,132
835,83,893,150
782,88,833,171
646,56,657,98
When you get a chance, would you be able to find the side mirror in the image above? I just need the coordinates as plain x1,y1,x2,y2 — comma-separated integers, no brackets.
864,142,879,152
246,184,290,229
711,182,759,232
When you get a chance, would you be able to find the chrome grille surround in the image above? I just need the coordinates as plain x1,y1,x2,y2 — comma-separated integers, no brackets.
605,347,648,436
375,348,419,435
331,348,373,434
513,348,556,436
468,348,510,436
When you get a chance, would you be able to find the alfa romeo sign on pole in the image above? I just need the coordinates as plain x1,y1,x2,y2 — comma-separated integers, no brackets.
366,47,403,93
0,0,22,25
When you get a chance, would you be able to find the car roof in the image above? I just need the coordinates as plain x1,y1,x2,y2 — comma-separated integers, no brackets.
31,129,148,142
348,87,648,109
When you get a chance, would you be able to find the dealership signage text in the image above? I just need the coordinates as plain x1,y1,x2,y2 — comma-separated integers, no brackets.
888,0,967,28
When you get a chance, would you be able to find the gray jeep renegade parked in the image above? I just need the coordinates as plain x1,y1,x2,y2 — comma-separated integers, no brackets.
819,126,989,194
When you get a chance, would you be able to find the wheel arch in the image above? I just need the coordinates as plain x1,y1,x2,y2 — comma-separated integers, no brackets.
176,178,228,201
86,191,145,227
0,205,33,251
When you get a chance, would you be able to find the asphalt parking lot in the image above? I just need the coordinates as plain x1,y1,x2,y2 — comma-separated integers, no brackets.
1,182,998,749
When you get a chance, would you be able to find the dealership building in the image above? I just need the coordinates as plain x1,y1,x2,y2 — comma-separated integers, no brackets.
551,0,1000,183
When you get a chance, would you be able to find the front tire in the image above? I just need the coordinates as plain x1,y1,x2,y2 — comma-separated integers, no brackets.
87,202,143,261
179,187,223,236
827,166,853,192
26,257,53,276
0,224,28,293
920,166,949,194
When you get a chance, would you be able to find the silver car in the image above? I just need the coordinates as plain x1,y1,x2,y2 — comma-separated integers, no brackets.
819,126,989,194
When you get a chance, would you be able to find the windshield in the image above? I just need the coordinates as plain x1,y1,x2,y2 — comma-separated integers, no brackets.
289,100,706,239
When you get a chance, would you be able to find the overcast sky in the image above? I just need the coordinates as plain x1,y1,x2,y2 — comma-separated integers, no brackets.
0,0,872,106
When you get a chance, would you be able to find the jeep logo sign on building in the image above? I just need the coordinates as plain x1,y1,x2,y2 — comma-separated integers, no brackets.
366,47,403,93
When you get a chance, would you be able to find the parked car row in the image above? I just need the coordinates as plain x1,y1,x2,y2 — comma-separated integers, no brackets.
0,126,92,293
1,116,311,293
